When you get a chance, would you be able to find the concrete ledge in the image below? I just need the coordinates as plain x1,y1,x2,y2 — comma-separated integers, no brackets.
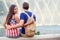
0,34,60,40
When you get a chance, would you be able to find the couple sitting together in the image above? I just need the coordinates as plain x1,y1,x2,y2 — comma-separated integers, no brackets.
4,2,36,38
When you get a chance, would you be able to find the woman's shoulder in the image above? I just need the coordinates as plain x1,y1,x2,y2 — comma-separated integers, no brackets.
14,14,19,19
12,15,15,19
14,14,20,23
14,14,18,17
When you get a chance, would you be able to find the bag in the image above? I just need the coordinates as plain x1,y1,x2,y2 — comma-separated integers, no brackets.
6,20,19,38
21,12,36,37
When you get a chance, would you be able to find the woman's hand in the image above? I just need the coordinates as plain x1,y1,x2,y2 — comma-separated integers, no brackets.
6,24,12,29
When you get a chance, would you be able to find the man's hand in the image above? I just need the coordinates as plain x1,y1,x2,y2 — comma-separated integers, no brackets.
24,19,34,27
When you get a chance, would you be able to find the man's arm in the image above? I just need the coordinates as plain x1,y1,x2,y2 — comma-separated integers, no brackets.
7,20,24,29
24,19,34,26
7,19,34,29
24,14,36,26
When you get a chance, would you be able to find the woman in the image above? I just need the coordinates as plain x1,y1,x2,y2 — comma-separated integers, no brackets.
4,5,20,38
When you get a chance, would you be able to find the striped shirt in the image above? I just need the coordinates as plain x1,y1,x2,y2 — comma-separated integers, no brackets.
6,19,19,37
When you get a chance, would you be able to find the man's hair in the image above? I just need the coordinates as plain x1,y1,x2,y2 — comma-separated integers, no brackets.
23,2,29,10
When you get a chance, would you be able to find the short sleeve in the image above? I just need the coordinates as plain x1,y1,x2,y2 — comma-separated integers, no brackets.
20,13,25,21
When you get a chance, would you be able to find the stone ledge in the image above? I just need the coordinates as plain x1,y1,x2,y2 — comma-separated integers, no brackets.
0,34,60,40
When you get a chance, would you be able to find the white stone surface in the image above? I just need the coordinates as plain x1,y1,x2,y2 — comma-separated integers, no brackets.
0,34,60,40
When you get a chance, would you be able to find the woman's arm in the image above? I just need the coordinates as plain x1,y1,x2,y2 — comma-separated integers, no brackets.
14,14,20,23
5,14,20,29
6,14,34,29
4,23,6,29
8,14,24,29
4,20,7,29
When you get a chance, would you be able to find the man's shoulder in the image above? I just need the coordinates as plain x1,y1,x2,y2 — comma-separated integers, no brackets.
20,12,27,18
20,11,32,17
28,11,32,14
21,12,25,14
21,11,32,14
27,11,32,15
20,12,25,16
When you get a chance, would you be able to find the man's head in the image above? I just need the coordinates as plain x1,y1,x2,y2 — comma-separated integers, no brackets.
23,2,29,10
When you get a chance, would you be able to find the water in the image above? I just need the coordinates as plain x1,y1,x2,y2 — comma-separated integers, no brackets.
36,25,60,34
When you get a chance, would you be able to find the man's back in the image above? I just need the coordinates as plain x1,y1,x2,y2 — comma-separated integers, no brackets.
20,11,36,23
20,11,36,34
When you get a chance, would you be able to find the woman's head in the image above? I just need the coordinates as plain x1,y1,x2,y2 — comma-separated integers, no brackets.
6,4,18,24
9,5,18,14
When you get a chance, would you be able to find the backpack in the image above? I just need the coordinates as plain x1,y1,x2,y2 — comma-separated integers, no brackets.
21,12,36,37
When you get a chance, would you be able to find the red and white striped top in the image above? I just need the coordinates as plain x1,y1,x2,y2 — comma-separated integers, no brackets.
6,19,19,37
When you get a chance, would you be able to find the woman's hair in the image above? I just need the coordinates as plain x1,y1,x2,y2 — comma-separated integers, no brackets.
6,4,16,24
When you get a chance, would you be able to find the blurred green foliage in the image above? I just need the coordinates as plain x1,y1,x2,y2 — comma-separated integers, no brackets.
35,31,40,35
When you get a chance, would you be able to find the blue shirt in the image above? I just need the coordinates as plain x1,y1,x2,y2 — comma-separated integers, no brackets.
20,11,36,34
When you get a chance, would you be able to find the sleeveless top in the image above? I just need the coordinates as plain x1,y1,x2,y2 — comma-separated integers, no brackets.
10,19,16,25
6,18,19,38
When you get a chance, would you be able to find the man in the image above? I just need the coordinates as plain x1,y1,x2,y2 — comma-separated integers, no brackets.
7,2,36,35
